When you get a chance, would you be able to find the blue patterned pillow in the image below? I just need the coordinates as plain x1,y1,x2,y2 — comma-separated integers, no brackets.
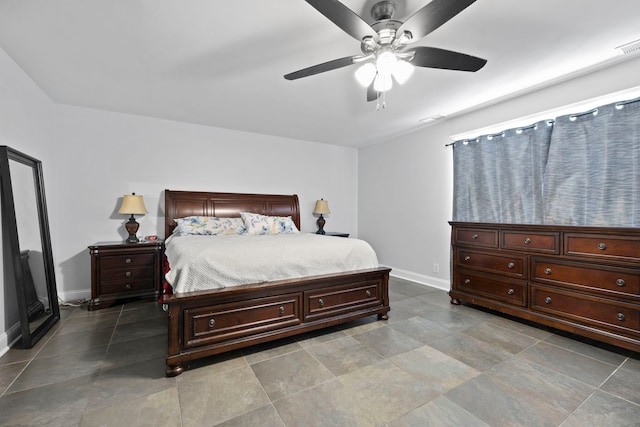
240,212,299,235
174,216,246,236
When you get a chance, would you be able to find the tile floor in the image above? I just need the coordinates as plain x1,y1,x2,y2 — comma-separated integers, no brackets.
1,277,640,426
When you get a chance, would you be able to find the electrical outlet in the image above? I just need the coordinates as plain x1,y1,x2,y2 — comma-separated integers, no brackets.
433,263,439,273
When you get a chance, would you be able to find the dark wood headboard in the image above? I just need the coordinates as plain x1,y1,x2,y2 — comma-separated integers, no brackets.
164,190,301,237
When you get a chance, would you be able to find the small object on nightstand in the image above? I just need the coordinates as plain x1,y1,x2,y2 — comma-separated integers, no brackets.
323,232,349,238
118,193,148,243
313,198,330,235
88,240,164,310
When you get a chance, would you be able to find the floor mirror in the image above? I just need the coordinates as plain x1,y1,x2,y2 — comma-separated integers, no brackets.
0,146,60,348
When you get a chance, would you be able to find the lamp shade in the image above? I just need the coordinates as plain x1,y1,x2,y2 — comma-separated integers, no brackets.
313,199,330,215
118,193,148,215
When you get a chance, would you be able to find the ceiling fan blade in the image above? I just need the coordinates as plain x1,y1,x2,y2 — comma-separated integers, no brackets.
304,0,378,42
397,0,477,42
411,46,487,72
367,83,377,102
284,56,356,80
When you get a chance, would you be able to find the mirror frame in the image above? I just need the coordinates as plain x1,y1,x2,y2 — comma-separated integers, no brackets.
0,146,60,348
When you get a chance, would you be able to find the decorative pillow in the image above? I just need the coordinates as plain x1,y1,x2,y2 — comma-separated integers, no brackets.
240,212,299,235
174,216,246,236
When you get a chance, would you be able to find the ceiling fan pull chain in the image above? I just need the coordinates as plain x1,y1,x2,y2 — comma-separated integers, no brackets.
376,91,386,111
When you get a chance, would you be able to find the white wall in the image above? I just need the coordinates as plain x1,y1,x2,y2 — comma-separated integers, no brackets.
0,46,360,354
359,55,640,290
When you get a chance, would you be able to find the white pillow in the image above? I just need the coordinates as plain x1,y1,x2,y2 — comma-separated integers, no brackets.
240,212,299,235
174,216,246,236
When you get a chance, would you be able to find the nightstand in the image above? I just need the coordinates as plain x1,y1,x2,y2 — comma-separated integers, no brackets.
88,241,164,310
322,232,350,238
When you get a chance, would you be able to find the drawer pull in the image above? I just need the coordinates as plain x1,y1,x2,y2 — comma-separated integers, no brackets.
125,271,132,277
365,290,371,297
472,234,479,239
125,284,132,290
544,297,552,304
524,238,532,244
507,262,515,269
598,243,607,250
507,288,515,295
616,278,626,287
617,313,625,321
318,298,324,307
464,279,471,285
279,306,285,314
208,319,215,327
544,268,552,275
125,258,132,264
464,256,471,261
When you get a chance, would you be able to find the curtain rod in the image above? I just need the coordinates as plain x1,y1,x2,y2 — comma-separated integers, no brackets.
446,96,640,147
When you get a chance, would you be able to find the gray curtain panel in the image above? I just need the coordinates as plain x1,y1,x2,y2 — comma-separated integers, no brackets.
453,97,639,227
452,120,553,223
543,99,640,227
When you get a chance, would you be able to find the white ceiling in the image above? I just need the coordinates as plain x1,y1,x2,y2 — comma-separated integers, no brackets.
1,0,639,147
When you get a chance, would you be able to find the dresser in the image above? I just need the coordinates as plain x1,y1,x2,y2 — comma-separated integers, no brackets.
88,241,164,310
449,222,640,352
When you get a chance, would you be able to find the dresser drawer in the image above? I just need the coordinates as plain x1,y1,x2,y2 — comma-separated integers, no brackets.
531,285,640,334
501,230,559,253
457,249,526,278
532,258,640,298
455,271,526,306
565,234,640,262
455,228,499,248
304,281,382,321
101,253,155,269
100,278,156,295
184,294,301,348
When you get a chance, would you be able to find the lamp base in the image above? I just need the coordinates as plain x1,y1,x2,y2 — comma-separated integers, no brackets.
316,214,326,235
124,215,140,243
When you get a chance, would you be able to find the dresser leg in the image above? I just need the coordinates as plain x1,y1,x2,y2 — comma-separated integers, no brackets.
165,363,184,377
377,313,389,320
450,297,461,305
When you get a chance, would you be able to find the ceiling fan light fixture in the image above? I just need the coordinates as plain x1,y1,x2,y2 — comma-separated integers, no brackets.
373,72,393,92
355,63,377,86
392,59,414,84
375,51,398,75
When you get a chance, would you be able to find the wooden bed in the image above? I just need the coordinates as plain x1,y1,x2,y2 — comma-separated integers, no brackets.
162,190,391,376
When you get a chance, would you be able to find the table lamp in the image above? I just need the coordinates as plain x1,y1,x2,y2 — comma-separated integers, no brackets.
313,199,330,235
118,193,148,243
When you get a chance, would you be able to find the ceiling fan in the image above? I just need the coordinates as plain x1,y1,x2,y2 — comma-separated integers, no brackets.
284,0,487,103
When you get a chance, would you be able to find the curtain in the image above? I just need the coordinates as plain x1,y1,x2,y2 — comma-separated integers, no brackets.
543,99,640,227
452,120,553,223
452,97,640,227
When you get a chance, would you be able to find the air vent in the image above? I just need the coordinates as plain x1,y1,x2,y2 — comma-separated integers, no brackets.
616,38,640,55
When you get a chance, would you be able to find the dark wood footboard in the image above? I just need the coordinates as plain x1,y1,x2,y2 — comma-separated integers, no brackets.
163,267,390,376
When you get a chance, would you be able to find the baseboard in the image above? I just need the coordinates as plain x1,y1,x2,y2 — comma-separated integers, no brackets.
0,321,22,359
57,289,91,304
383,265,450,292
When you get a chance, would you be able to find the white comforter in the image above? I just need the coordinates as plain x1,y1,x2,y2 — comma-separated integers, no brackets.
164,233,379,293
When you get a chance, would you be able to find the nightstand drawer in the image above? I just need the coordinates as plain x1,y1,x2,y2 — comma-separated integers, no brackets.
101,253,155,269
100,266,154,281
100,278,156,295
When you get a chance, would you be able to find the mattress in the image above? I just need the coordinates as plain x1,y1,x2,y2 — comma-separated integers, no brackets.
164,233,379,293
